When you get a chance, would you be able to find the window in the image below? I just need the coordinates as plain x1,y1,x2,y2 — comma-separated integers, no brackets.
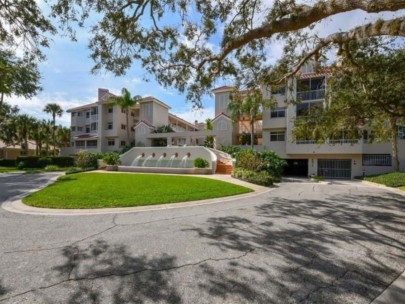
91,107,98,115
141,103,152,117
121,108,126,114
78,127,83,132
107,122,113,130
121,124,126,130
399,126,405,140
131,111,135,117
297,77,325,92
271,107,286,118
77,112,81,117
75,141,85,147
270,131,285,142
20,150,28,156
71,126,76,131
120,141,126,147
91,122,98,131
296,102,322,117
86,112,90,118
108,107,113,113
87,140,98,148
362,154,392,166
71,142,75,147
107,139,115,146
86,125,90,133
71,112,76,117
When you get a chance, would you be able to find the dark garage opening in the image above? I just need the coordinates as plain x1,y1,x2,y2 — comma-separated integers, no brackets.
283,159,308,177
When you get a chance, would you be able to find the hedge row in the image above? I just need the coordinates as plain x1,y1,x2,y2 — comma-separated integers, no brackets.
15,156,75,168
0,159,16,167
232,168,273,187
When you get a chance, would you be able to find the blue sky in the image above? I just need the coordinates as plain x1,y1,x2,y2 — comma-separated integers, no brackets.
7,4,404,126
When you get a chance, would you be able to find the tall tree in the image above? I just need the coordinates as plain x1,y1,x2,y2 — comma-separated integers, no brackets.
109,88,141,147
47,0,405,106
0,49,41,105
228,89,271,149
293,40,405,171
57,126,71,148
15,114,35,156
43,103,63,156
203,118,214,148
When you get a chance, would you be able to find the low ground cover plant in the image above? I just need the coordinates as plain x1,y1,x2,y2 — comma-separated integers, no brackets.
363,172,405,188
194,157,209,168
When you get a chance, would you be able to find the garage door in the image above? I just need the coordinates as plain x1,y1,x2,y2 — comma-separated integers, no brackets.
283,159,308,177
317,159,351,179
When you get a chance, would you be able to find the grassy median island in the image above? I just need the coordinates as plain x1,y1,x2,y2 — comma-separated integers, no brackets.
22,173,253,209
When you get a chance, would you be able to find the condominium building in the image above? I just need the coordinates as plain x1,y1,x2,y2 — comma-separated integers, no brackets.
211,63,405,178
63,89,198,154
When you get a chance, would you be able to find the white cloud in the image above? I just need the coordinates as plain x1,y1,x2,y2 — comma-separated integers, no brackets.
171,106,215,124
6,92,94,126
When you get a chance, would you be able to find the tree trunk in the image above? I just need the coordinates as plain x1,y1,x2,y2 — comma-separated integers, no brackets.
52,114,56,156
250,120,255,149
390,118,400,171
126,109,130,146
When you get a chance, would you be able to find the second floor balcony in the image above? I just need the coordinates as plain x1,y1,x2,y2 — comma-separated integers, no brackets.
296,89,325,101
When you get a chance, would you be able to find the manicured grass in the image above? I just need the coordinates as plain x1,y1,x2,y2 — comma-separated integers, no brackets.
0,166,20,173
23,173,253,209
364,172,405,188
399,186,405,192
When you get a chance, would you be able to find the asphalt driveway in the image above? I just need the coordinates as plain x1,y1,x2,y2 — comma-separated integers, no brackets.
0,173,404,303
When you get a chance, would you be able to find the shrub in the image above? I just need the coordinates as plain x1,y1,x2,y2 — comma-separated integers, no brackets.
76,150,103,169
219,145,241,158
258,151,287,182
194,157,209,168
16,156,41,168
103,152,121,165
38,157,52,167
235,149,261,171
232,168,273,186
44,165,62,172
51,157,74,167
120,145,132,154
364,172,405,188
17,161,25,170
0,159,16,167
65,167,94,175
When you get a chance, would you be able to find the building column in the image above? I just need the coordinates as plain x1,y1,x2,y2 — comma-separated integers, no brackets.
167,137,172,146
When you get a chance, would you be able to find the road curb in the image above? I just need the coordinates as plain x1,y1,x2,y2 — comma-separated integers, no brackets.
371,269,405,304
361,180,405,196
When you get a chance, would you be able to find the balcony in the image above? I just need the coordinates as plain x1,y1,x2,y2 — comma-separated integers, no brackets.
296,89,325,101
287,138,363,154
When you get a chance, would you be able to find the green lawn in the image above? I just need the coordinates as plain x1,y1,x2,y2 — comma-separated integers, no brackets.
363,172,405,188
400,186,405,192
0,166,21,173
23,173,253,209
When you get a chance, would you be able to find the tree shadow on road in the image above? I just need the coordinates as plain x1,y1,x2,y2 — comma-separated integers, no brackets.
186,191,405,303
52,239,182,304
0,279,8,296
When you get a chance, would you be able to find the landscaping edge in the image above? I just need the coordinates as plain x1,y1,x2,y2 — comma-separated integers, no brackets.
2,173,273,216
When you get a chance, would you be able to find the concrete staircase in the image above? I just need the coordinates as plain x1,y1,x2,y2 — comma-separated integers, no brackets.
215,161,233,174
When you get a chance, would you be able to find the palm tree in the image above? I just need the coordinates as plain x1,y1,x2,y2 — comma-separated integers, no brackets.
29,119,42,155
204,118,214,148
41,119,52,156
15,114,35,155
109,88,142,147
228,88,271,149
43,103,63,155
57,126,71,148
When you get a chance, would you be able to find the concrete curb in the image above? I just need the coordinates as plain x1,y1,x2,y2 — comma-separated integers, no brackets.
1,173,273,216
371,269,405,304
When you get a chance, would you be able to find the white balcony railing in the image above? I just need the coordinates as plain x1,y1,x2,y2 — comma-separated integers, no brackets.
295,139,360,145
297,89,325,101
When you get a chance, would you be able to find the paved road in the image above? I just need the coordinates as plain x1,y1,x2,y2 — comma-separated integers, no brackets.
0,173,404,303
